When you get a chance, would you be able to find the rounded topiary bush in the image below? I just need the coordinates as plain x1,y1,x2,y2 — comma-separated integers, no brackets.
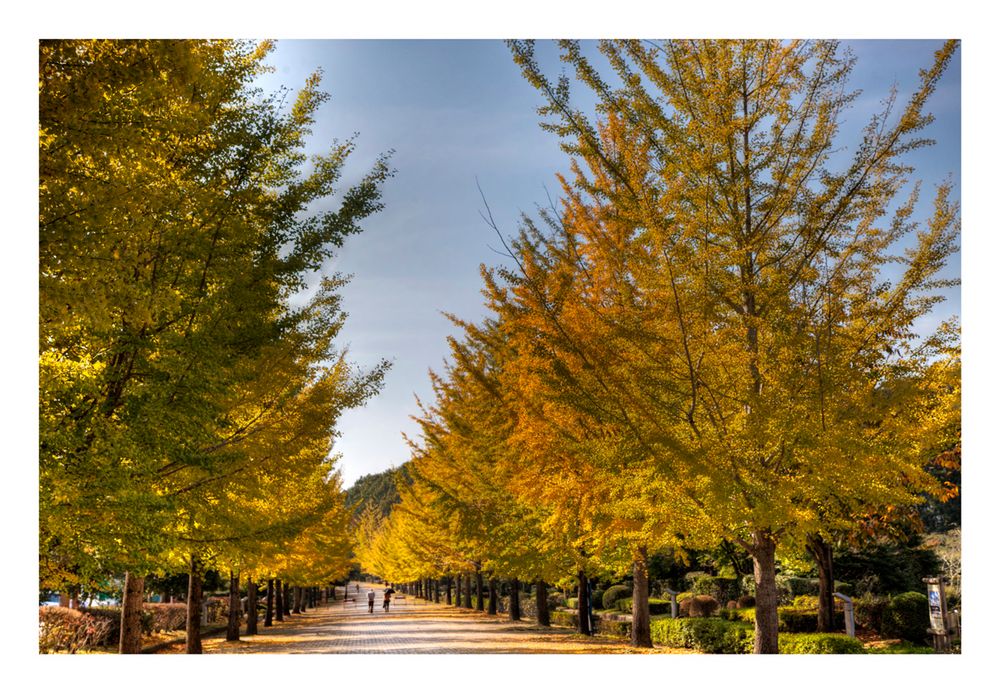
881,592,929,644
737,594,755,608
726,600,738,609
689,595,720,618
591,589,605,610
602,584,631,610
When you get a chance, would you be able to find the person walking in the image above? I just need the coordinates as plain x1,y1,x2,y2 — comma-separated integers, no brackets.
382,587,395,612
367,587,376,613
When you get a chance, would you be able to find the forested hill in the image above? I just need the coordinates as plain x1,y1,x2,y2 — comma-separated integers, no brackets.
345,466,407,517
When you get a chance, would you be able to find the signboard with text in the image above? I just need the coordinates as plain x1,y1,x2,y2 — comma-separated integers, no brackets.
926,579,948,634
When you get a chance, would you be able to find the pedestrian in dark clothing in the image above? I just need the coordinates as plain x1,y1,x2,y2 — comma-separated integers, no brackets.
367,588,376,613
383,587,395,611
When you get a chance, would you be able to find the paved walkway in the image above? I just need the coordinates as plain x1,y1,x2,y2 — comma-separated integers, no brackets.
159,583,672,654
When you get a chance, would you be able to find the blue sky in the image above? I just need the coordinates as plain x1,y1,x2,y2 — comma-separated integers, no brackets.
253,39,962,487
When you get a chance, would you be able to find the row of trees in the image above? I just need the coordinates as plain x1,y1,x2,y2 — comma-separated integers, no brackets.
356,39,960,653
39,39,391,652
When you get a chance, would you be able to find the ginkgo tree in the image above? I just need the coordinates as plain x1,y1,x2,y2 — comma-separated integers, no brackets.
39,39,391,652
504,38,960,653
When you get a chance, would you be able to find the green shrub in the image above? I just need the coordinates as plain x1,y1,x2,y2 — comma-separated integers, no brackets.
566,597,579,610
792,595,819,609
550,610,577,628
590,589,604,609
778,633,865,654
39,606,114,653
719,607,755,624
854,593,890,633
688,575,739,603
596,617,630,637
881,592,929,644
614,598,672,615
602,585,631,610
651,616,753,653
778,607,846,633
550,609,603,631
777,608,818,633
867,642,936,654
689,594,719,617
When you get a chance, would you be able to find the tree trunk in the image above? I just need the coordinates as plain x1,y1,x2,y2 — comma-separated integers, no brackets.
463,574,473,609
475,568,484,611
283,584,291,615
186,557,203,654
446,576,453,605
275,579,284,622
246,576,258,635
59,593,70,608
577,570,592,636
488,577,498,615
535,580,550,627
434,578,440,603
119,572,145,654
807,533,836,632
510,578,521,621
265,579,274,627
292,586,301,614
631,546,652,647
226,571,241,642
750,531,780,654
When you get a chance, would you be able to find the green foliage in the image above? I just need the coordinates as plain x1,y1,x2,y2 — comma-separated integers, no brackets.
615,598,673,615
651,616,754,654
778,633,866,654
596,618,631,637
566,597,579,609
688,575,739,603
868,642,936,654
854,593,891,633
719,607,756,625
881,592,930,644
345,468,404,518
835,542,941,595
602,584,631,610
590,589,604,609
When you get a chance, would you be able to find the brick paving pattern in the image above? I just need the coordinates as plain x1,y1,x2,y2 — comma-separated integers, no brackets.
162,583,672,654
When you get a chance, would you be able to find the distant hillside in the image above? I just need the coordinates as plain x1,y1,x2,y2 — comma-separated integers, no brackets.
344,465,408,517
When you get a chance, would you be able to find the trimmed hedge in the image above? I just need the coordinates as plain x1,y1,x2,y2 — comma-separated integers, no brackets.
778,633,865,654
651,615,865,654
602,585,631,610
720,606,846,633
144,603,188,632
651,616,753,653
39,606,115,653
614,597,673,615
597,617,630,637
